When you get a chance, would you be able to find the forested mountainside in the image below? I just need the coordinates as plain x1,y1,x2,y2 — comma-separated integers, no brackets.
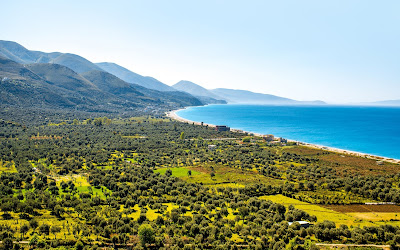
0,56,202,114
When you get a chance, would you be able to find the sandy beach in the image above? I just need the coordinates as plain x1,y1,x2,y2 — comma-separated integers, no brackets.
166,108,215,127
166,109,400,164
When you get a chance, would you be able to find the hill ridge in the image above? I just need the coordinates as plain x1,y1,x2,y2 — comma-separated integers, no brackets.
95,62,175,92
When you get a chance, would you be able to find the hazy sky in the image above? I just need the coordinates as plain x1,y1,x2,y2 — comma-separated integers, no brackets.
2,0,400,103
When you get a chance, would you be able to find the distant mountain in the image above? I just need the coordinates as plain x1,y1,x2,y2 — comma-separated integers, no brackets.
81,70,145,96
210,88,296,104
210,88,326,105
362,99,400,106
173,80,222,99
0,56,88,109
26,63,99,92
172,80,324,105
172,80,226,104
45,53,103,73
96,62,174,92
0,56,202,112
0,40,327,110
0,40,103,73
0,40,42,64
131,84,204,107
81,70,202,107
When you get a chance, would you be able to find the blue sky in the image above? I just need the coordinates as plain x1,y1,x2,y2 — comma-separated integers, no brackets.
2,0,400,103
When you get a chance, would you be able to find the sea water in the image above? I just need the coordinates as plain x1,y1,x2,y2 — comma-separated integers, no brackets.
176,104,400,159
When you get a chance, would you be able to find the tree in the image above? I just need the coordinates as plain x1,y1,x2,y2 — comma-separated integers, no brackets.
52,205,64,218
60,181,68,191
92,178,100,187
187,170,192,177
1,238,13,250
112,235,119,248
29,219,38,232
1,202,12,213
29,234,39,249
20,224,29,239
307,181,315,191
75,240,84,250
394,234,400,244
103,117,112,125
180,132,185,140
286,236,299,250
238,207,250,223
39,223,50,236
242,137,251,143
155,215,164,225
138,224,155,247
165,169,172,177
304,239,319,250
50,225,61,239
93,118,103,126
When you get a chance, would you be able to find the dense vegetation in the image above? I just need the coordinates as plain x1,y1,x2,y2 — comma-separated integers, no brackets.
0,55,203,114
0,109,400,249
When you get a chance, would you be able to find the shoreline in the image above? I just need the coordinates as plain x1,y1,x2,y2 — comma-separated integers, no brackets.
166,108,400,164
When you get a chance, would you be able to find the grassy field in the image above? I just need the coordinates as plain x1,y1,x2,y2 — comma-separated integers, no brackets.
204,183,245,189
54,174,111,199
323,204,400,213
0,173,115,242
261,195,379,227
122,135,147,139
0,210,83,241
0,161,17,173
282,146,399,176
128,116,168,123
56,174,90,186
296,190,374,204
181,164,284,186
154,167,201,177
347,212,400,222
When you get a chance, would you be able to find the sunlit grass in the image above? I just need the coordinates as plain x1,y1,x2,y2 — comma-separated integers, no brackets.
154,167,201,177
0,160,17,173
347,212,400,222
260,195,383,227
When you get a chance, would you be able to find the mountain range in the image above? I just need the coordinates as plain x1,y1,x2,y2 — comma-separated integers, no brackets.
95,62,174,92
0,40,326,113
172,81,226,104
359,99,400,106
3,40,395,113
172,80,325,105
0,53,201,113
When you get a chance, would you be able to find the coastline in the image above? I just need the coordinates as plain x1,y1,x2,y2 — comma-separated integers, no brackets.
166,108,400,164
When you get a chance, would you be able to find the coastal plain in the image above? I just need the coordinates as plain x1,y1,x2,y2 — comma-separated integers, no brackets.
174,104,400,163
1,113,400,249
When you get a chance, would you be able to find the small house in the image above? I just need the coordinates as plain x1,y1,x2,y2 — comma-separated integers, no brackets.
216,125,230,132
208,145,217,150
263,135,274,141
277,137,287,143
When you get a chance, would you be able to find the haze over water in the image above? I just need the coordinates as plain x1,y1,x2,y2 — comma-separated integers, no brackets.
177,104,400,159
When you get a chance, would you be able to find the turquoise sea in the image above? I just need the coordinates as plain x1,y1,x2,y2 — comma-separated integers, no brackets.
176,104,400,159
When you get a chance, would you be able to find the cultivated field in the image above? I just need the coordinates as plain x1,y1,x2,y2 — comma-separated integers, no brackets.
260,195,400,227
323,204,400,213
